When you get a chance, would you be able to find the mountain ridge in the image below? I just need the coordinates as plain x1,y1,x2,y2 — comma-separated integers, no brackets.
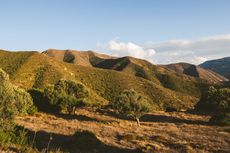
163,62,228,83
200,56,230,80
0,49,208,111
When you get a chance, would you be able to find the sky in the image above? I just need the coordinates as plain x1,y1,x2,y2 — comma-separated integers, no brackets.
0,0,230,64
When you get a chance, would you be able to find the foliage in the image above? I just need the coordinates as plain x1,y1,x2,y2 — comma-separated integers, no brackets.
28,88,54,113
44,80,89,114
209,113,230,125
195,86,230,112
156,73,207,98
71,130,101,149
111,89,151,125
0,50,202,112
0,50,34,76
0,69,35,118
0,69,36,150
195,86,230,125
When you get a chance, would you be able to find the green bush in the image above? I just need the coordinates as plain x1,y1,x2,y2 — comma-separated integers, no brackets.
28,88,55,113
195,86,230,125
44,80,89,114
111,89,151,126
71,130,101,149
195,86,230,112
0,69,34,149
0,69,35,118
209,113,230,125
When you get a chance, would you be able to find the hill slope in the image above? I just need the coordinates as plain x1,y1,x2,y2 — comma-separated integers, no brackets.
163,63,228,83
44,49,210,98
0,50,204,111
200,57,230,80
43,49,115,67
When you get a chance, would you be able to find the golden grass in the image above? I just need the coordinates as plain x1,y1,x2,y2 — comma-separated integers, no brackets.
15,109,230,153
0,50,200,111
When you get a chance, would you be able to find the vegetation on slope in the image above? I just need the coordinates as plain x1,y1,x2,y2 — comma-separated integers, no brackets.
0,50,35,77
111,89,151,126
0,68,36,151
0,50,204,111
195,86,230,125
43,80,89,114
44,50,210,99
163,62,228,83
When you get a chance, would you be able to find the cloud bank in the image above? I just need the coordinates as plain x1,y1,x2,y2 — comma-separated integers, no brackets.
107,40,156,62
97,34,230,65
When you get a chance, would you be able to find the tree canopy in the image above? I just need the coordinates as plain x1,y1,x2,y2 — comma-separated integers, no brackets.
111,89,151,126
44,80,89,114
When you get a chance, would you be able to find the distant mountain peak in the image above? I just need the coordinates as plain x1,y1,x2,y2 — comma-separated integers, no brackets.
163,62,228,83
200,56,230,80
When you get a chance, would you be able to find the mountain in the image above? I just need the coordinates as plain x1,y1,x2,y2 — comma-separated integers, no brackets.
44,49,210,98
43,49,115,67
200,57,230,80
0,49,210,111
163,63,228,83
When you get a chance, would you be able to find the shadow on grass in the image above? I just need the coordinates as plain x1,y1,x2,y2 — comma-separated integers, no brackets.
27,129,142,153
140,114,209,125
51,113,116,124
52,113,100,122
96,108,131,120
97,109,210,126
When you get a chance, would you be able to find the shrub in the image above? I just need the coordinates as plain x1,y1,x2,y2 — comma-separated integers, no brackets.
44,80,89,114
0,69,33,149
111,89,151,126
0,69,35,118
66,130,103,151
195,86,230,125
28,88,54,112
209,113,230,125
195,86,230,112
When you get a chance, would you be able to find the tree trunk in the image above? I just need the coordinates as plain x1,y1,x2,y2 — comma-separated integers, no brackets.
73,107,77,115
67,107,72,115
136,117,140,127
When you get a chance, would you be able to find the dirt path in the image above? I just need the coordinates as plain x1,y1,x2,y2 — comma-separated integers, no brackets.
15,109,230,153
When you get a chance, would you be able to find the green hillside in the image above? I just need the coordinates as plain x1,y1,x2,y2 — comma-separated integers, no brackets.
92,56,208,98
0,50,208,111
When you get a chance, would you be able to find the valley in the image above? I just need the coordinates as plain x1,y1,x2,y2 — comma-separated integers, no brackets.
0,49,230,153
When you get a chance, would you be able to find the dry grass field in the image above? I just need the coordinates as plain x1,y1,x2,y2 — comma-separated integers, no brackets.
15,109,230,153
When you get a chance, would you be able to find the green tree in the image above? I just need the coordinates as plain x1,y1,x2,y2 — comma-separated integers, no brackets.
0,69,35,118
0,68,34,146
196,86,230,112
111,89,150,126
44,80,89,114
195,86,230,125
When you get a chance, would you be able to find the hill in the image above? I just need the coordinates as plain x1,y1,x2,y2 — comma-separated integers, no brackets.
163,63,228,83
200,57,230,80
43,49,115,67
44,49,209,98
0,49,207,111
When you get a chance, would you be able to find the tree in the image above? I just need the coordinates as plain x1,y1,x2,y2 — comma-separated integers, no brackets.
44,80,89,114
0,68,35,119
195,86,230,112
111,89,150,126
195,86,230,125
0,68,34,145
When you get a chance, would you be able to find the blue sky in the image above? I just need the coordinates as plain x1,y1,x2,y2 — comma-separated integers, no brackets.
0,0,230,64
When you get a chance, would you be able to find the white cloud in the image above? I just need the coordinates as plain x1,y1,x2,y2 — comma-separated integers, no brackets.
97,34,230,65
107,40,156,62
145,34,230,64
